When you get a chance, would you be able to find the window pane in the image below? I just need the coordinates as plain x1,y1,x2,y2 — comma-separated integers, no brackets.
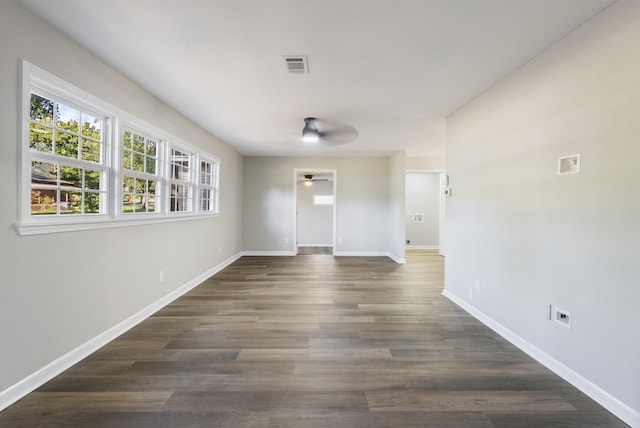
60,166,82,188
60,190,82,214
146,140,157,157
146,156,156,174
82,138,101,162
200,188,211,211
171,149,190,180
84,192,100,214
122,194,133,213
29,123,53,153
57,103,79,133
133,153,144,172
135,177,146,193
31,188,57,215
85,169,101,190
170,183,191,212
81,113,102,139
122,150,132,170
132,133,145,153
55,132,79,158
31,161,58,185
30,93,54,124
121,177,158,214
200,161,212,185
123,176,134,192
123,130,132,149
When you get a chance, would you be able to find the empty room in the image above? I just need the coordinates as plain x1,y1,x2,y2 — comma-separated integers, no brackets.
0,0,638,427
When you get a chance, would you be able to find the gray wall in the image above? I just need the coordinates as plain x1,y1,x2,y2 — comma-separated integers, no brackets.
243,156,402,256
297,181,334,246
0,1,243,400
405,172,440,247
445,2,640,423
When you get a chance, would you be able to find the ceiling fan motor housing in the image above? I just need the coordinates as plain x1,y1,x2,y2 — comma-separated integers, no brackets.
302,117,320,142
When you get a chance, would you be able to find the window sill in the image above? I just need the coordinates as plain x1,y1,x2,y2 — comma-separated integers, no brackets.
15,212,219,236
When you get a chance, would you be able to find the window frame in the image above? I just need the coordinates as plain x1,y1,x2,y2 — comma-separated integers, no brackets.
168,145,194,213
16,61,220,236
198,156,219,214
119,124,164,217
166,143,220,216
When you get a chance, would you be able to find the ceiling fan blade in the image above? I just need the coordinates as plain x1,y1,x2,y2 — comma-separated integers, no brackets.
299,117,359,146
320,126,359,145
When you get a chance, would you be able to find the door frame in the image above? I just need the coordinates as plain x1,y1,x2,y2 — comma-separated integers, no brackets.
293,168,337,254
405,169,446,256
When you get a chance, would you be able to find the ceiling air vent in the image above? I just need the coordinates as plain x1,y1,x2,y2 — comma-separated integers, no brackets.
283,56,309,74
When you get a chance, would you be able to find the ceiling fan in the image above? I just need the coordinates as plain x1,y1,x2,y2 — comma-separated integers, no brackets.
297,174,330,186
301,117,358,145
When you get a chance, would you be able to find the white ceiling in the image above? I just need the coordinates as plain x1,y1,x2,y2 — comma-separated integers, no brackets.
18,0,615,157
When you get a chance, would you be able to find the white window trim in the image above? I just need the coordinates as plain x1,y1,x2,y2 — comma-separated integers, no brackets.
16,60,220,236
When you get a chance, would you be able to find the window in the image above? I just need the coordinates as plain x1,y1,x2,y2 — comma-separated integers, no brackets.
121,128,161,214
28,91,108,216
168,148,219,214
18,61,220,235
169,147,193,212
199,158,217,212
314,195,334,205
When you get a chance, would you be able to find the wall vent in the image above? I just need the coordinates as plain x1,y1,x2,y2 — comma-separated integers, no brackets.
283,56,309,74
558,154,581,175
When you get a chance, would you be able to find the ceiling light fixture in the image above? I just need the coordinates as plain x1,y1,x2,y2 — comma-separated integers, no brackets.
302,117,320,143
304,174,313,186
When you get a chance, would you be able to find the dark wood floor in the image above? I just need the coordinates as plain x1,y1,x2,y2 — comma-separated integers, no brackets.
0,250,627,427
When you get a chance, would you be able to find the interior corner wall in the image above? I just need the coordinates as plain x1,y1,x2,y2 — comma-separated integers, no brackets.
242,156,391,255
444,2,640,424
0,0,243,404
387,152,406,262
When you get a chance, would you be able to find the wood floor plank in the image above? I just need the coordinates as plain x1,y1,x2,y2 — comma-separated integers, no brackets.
236,348,394,361
267,411,495,428
37,374,226,392
162,391,368,412
366,390,577,412
0,250,628,427
7,391,171,412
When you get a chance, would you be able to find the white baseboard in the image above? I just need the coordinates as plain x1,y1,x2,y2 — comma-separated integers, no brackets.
387,253,407,264
442,289,640,428
297,244,333,247
0,252,242,412
241,250,405,264
406,245,439,250
242,250,297,256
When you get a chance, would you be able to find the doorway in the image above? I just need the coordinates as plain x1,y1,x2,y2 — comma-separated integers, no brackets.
294,169,336,255
405,171,445,255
